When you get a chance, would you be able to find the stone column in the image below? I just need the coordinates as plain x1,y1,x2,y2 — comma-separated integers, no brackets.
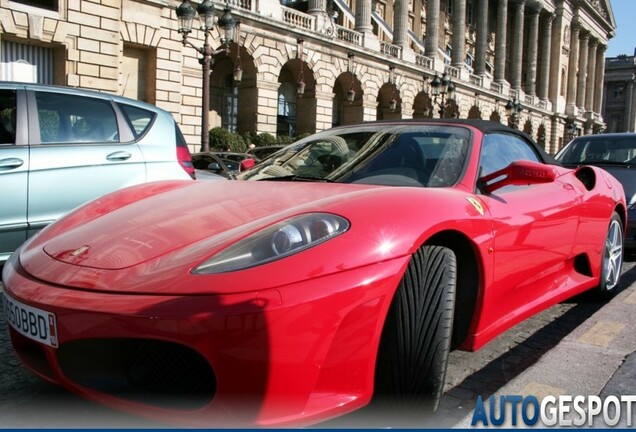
308,0,326,13
548,7,564,104
538,12,553,101
525,3,540,96
452,0,467,69
627,80,635,132
355,0,378,48
510,0,526,90
393,0,409,48
576,31,589,110
566,21,580,109
495,0,509,83
475,0,489,76
585,38,597,112
594,44,606,114
425,0,440,59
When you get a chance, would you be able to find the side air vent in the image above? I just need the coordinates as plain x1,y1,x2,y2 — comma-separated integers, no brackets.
575,166,596,191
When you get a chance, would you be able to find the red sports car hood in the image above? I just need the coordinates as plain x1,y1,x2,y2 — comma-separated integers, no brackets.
41,181,379,270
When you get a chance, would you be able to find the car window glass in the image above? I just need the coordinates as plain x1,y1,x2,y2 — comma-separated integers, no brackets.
35,92,119,144
241,125,471,187
0,90,17,145
479,133,541,177
117,103,155,139
556,137,636,164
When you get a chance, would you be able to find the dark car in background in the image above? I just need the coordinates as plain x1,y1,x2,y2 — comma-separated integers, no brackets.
192,152,241,179
246,145,285,160
555,133,636,247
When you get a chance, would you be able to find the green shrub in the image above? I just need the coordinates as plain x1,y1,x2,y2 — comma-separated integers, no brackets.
252,132,278,146
209,127,247,152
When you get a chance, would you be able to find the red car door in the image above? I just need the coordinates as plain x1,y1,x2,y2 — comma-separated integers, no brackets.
476,132,581,339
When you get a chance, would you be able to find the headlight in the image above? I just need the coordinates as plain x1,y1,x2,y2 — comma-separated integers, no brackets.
192,213,349,274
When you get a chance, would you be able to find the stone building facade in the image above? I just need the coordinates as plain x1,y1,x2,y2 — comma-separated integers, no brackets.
0,0,616,154
602,51,636,133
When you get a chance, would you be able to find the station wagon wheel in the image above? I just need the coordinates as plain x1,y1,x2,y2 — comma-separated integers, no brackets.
373,244,456,419
596,212,623,299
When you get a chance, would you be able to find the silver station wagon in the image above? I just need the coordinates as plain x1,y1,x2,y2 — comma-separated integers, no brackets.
0,83,195,262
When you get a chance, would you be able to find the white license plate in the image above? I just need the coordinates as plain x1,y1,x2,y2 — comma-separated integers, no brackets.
2,291,58,348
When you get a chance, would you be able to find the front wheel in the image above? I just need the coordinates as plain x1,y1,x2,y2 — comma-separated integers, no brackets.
595,212,624,299
373,245,456,416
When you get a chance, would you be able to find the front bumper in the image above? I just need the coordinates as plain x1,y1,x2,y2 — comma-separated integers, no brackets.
2,252,409,427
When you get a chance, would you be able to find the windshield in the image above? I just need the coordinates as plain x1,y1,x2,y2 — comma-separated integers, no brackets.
239,125,471,187
556,136,636,165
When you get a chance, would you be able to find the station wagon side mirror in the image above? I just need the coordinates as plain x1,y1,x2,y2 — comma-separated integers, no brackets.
479,160,557,193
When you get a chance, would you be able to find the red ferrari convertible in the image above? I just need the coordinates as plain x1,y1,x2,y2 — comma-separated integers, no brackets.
2,120,626,427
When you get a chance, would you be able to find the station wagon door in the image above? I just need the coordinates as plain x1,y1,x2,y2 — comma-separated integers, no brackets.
25,89,145,236
0,88,27,260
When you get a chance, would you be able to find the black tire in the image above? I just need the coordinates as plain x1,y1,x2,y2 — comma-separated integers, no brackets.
374,244,456,416
594,211,624,300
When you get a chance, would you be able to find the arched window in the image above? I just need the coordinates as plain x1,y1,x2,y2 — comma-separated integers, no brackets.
222,74,238,133
277,82,297,137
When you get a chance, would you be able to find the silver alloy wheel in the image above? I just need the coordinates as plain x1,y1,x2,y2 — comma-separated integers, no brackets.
603,218,623,291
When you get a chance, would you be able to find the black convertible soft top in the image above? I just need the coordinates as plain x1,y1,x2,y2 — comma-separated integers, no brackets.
358,118,560,166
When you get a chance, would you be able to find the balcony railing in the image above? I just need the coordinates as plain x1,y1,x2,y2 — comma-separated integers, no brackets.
226,0,252,11
445,64,460,79
281,6,315,30
469,74,483,87
416,54,433,70
491,81,503,94
380,41,402,58
335,25,362,46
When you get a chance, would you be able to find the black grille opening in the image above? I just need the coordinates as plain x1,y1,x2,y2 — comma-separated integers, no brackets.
10,329,55,381
58,338,216,410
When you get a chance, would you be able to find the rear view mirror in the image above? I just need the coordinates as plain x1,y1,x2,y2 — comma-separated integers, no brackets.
479,160,557,193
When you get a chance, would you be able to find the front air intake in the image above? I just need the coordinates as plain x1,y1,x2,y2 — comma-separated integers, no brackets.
58,338,216,410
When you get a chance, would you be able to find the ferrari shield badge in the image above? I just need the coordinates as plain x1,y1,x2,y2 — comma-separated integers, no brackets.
466,196,484,216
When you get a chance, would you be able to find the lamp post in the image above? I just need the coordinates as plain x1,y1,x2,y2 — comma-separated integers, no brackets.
176,0,238,152
505,98,522,129
388,65,398,111
430,72,455,118
565,118,578,141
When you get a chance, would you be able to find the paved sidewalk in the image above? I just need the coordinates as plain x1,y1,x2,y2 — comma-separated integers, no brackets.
455,276,636,428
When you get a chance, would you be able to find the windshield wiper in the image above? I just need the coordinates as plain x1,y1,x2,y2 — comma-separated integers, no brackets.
257,175,335,182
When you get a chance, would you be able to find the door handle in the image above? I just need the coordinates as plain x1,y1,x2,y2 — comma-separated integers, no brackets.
106,151,132,161
0,157,24,169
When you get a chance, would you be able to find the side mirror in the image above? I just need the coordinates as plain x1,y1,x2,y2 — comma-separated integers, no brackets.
240,158,256,172
207,162,222,172
479,160,557,193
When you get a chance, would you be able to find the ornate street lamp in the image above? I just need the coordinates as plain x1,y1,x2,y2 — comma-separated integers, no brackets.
346,52,356,102
565,117,578,141
430,72,455,118
175,0,240,152
505,98,522,130
296,38,306,96
388,65,398,112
